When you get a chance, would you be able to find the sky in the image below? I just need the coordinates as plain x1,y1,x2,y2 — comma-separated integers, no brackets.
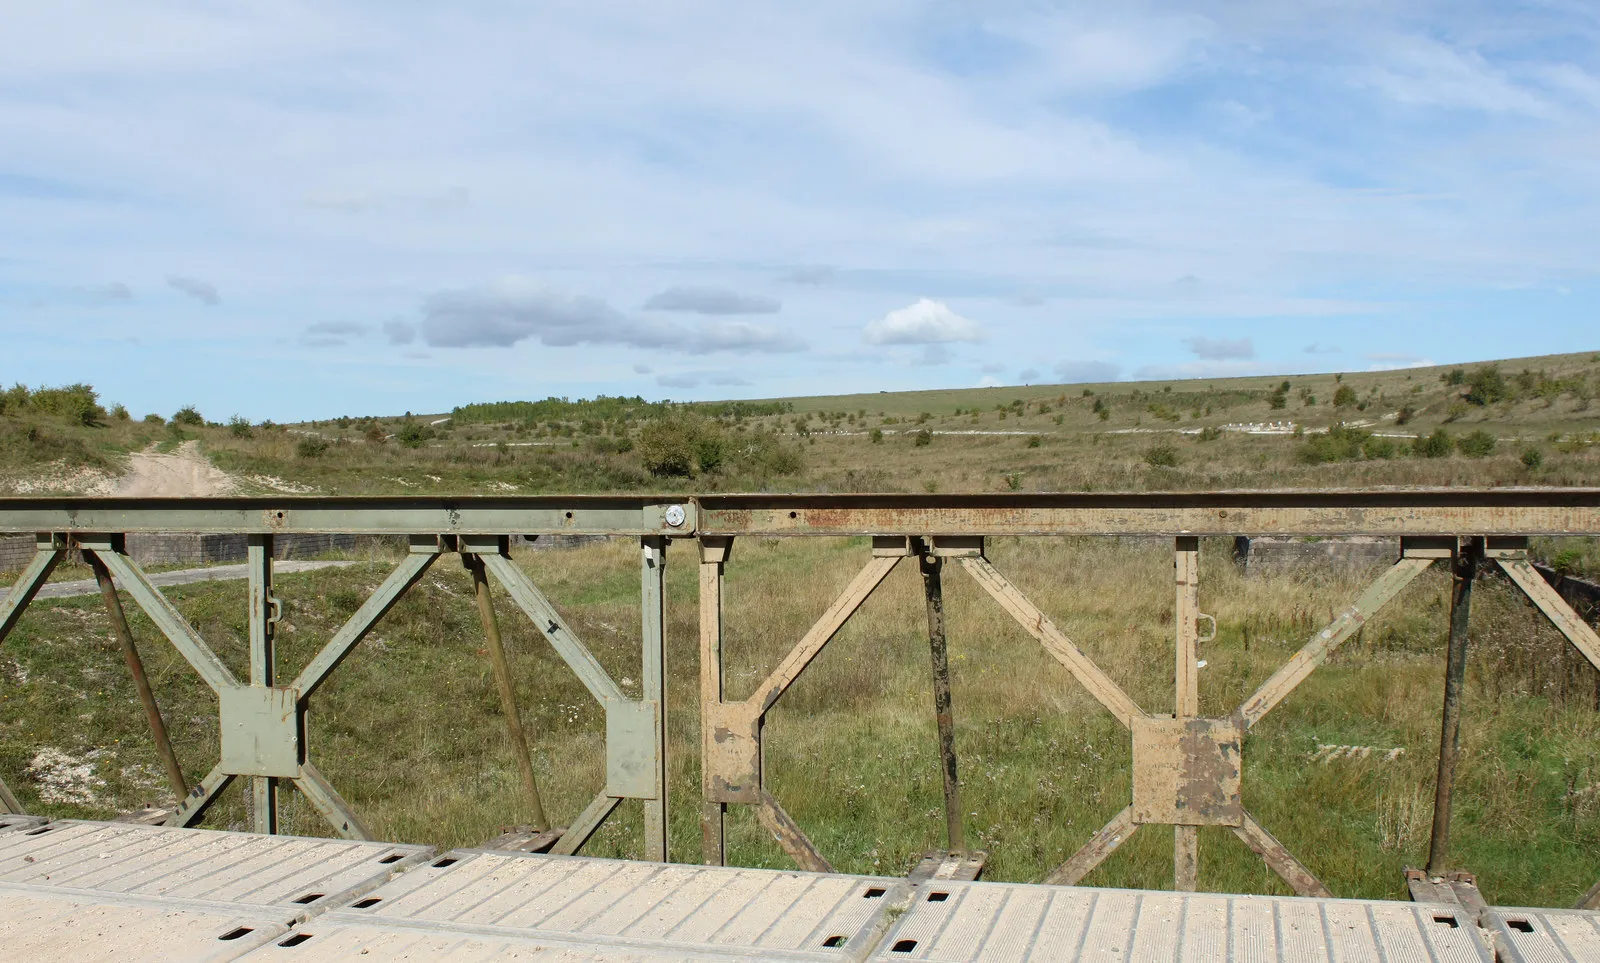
3,1,1600,421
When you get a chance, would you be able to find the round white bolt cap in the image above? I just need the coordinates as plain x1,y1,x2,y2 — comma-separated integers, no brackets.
665,505,686,527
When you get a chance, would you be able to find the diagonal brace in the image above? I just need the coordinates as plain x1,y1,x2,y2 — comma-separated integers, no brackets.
166,763,235,828
0,775,21,814
1237,555,1433,729
551,792,623,856
295,760,373,840
293,552,437,700
1232,810,1332,898
482,554,624,705
92,549,238,694
1493,553,1600,672
1044,805,1139,885
0,543,62,643
757,790,834,873
749,555,900,712
959,556,1145,728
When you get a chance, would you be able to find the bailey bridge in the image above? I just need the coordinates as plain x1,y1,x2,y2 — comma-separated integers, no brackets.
1,492,1598,961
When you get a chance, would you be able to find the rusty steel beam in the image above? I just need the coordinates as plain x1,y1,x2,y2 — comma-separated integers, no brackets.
1232,811,1332,898
919,551,966,854
695,490,1600,536
464,552,548,832
86,552,188,801
1173,537,1201,892
757,791,834,873
698,537,732,866
1428,538,1480,875
1044,805,1139,886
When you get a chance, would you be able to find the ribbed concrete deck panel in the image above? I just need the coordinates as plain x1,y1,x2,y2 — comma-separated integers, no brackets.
0,819,432,918
868,880,1496,962
0,813,47,834
303,848,907,959
0,883,288,961
1492,907,1600,961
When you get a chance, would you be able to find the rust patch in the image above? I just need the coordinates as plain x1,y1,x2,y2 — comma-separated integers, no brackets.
1131,716,1243,827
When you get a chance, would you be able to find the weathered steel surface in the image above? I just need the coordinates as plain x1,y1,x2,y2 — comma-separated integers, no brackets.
0,496,694,535
1130,717,1243,827
552,793,623,857
0,820,430,914
699,537,731,865
1429,539,1479,874
464,551,548,831
0,540,61,640
959,556,1145,728
1494,550,1600,671
920,552,967,854
758,790,835,874
870,881,1495,962
1043,805,1139,886
1237,555,1433,728
695,490,1600,536
639,536,669,861
1232,813,1332,899
704,701,762,805
246,535,278,835
290,549,437,700
0,812,46,832
218,686,301,778
311,847,906,960
0,885,287,961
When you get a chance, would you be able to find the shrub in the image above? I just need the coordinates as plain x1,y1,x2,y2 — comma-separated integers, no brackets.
1458,429,1497,457
364,424,387,445
1332,385,1357,408
1465,366,1508,406
111,404,129,421
396,421,433,449
143,413,165,425
1362,436,1396,460
172,405,204,426
1520,447,1543,470
869,428,884,444
1197,426,1222,442
1299,423,1371,464
1414,429,1454,458
1145,442,1178,467
912,429,932,447
1025,435,1042,448
228,415,253,438
1443,368,1466,386
295,437,329,458
637,416,728,477
31,383,106,426
1395,405,1414,426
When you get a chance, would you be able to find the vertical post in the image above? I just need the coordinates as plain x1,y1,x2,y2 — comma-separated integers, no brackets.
86,549,188,801
920,550,967,853
641,536,669,862
699,536,731,865
247,535,278,833
1174,536,1200,891
466,551,548,831
1428,536,1480,874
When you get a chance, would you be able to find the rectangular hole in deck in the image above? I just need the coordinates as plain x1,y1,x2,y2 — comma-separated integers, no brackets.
24,827,51,836
433,857,458,868
822,936,845,947
353,898,382,909
863,887,886,899
277,933,313,947
892,939,918,953
292,893,324,904
1507,919,1534,933
1432,915,1458,928
218,927,253,941
928,892,949,902
378,853,403,864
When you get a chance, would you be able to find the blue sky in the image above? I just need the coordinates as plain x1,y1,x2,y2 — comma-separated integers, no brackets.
3,1,1599,421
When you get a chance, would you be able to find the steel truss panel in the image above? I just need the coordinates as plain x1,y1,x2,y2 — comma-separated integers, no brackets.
311,848,908,960
0,820,432,917
871,880,1498,962
0,495,692,535
695,490,1600,536
0,883,287,961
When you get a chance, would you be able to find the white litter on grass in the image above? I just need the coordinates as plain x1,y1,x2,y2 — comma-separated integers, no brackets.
27,747,108,805
248,474,315,494
1312,743,1405,764
488,481,520,492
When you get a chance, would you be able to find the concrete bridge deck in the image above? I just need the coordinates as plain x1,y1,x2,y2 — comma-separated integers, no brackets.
1,818,1594,961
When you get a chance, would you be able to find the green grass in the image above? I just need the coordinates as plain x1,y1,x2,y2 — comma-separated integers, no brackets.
1,536,1595,907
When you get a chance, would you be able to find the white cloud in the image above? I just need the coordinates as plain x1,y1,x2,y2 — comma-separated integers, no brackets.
643,287,781,315
864,299,982,345
167,275,219,305
1183,336,1254,361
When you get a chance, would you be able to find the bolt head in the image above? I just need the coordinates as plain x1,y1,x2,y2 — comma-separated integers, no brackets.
665,504,686,527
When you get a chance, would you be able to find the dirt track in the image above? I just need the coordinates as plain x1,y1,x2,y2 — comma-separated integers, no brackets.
91,441,237,497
